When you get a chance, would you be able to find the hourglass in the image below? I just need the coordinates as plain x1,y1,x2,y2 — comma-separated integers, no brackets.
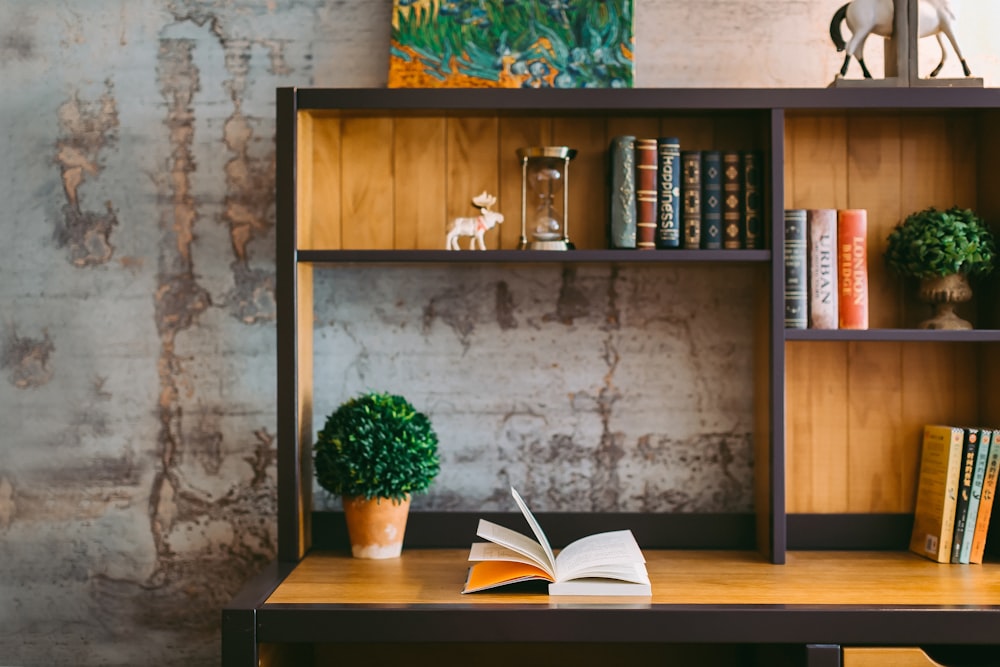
517,146,576,250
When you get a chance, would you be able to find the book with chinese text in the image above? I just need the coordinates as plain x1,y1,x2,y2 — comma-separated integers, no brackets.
969,429,1000,564
462,487,651,596
909,425,966,563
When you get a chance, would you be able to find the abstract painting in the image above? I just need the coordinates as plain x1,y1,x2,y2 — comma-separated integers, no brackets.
389,0,634,88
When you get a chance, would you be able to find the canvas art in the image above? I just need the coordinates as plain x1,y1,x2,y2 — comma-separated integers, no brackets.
389,0,634,88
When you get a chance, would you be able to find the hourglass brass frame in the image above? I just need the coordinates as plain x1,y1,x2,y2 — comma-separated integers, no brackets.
517,146,577,250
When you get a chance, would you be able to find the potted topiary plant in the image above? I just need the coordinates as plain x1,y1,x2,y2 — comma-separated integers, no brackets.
314,391,440,559
884,206,996,329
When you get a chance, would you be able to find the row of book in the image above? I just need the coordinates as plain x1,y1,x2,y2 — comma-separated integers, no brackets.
783,208,869,330
910,424,1000,564
608,136,765,250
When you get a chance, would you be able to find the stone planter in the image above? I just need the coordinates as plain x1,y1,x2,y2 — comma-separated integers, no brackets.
917,273,973,330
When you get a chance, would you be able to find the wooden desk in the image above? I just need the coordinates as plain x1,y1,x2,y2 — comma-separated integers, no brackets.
223,549,1000,666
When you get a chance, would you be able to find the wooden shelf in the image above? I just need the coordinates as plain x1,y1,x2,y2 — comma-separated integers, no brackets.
297,248,772,264
784,329,1000,342
267,549,1000,607
296,87,1000,112
252,549,1000,646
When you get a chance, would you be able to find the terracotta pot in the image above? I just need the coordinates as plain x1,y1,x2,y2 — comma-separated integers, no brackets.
342,495,410,559
917,273,973,330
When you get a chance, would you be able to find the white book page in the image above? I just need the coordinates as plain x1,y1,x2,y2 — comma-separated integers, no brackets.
468,541,545,569
510,487,557,573
553,530,646,582
476,519,554,576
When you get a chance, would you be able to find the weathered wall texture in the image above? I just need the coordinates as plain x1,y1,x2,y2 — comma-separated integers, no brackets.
0,1,996,665
312,264,757,514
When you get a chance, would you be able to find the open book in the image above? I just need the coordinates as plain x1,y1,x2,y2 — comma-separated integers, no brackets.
462,487,652,596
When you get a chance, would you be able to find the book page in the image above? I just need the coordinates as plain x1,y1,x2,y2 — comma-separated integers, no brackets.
468,541,545,568
554,529,646,582
510,487,557,573
476,519,553,577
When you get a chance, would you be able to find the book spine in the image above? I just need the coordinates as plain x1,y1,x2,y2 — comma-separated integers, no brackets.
950,427,980,563
958,429,992,563
681,150,702,249
609,136,637,249
700,150,722,249
783,209,807,329
741,150,764,249
721,151,743,249
635,138,658,250
656,137,681,249
837,209,869,330
909,424,966,563
969,429,1000,564
806,209,839,330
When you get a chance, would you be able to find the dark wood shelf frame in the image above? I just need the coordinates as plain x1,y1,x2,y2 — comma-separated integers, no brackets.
224,85,1000,667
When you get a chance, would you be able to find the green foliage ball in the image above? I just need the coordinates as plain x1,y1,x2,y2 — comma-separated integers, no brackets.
314,392,440,503
885,206,995,280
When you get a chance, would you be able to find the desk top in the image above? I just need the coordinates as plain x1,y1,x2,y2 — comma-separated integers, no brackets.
265,549,1000,607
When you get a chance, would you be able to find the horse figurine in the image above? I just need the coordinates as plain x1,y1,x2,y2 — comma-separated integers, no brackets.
830,0,971,79
445,191,504,250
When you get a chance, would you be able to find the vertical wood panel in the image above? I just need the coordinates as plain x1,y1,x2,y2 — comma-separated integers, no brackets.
308,115,342,250
712,112,755,152
847,113,901,329
498,117,552,250
786,341,849,512
447,116,500,250
785,113,851,513
606,115,658,142
553,116,607,250
341,117,394,249
952,343,980,426
900,343,960,510
949,113,981,327
394,117,447,249
980,344,1000,425
296,111,315,250
788,113,848,209
783,116,797,210
899,114,954,326
296,263,314,551
662,115,716,151
847,341,904,512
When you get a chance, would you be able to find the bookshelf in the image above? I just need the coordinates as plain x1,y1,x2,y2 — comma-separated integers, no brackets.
223,87,1000,667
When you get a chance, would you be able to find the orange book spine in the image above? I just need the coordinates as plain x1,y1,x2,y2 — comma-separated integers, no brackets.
969,430,1000,564
837,209,869,330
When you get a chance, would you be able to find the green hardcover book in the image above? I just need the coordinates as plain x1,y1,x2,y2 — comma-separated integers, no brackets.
608,136,637,249
909,425,966,563
700,151,723,249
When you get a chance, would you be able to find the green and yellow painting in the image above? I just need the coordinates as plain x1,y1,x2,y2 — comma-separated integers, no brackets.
389,0,634,88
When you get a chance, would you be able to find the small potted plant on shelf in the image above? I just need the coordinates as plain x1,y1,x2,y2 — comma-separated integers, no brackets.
314,391,440,559
884,206,996,330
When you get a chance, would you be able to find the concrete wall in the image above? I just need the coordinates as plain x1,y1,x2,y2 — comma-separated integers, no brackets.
0,1,996,664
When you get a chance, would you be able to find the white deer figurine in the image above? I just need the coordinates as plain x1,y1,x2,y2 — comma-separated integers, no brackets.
445,191,504,251
830,0,971,79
